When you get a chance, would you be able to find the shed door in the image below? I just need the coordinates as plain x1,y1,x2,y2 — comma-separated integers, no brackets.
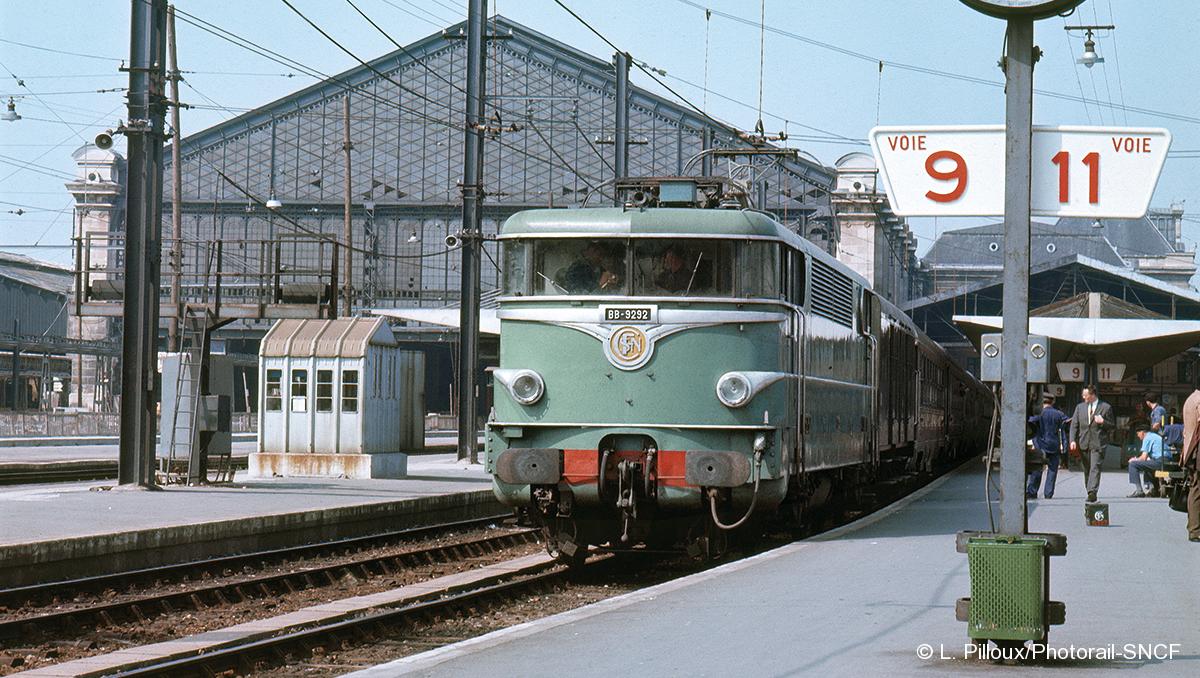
313,363,338,454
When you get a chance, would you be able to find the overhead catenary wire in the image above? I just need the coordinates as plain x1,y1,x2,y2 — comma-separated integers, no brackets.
551,0,744,139
1061,16,1094,125
205,160,464,262
344,0,465,95
163,2,697,207
383,0,456,27
0,37,122,62
0,58,88,142
673,0,1200,128
1105,0,1128,126
0,104,123,185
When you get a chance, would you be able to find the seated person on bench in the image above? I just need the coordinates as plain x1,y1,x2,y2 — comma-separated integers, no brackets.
1163,421,1184,461
1128,424,1166,498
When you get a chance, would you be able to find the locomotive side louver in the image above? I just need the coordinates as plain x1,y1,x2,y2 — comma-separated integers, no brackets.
810,258,855,327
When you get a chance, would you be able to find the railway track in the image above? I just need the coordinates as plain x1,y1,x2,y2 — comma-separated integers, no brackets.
5,461,968,676
107,556,583,677
0,514,514,613
0,461,119,486
0,458,250,486
0,527,538,641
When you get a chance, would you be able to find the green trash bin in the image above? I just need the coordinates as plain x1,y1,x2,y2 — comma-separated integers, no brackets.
966,536,1047,641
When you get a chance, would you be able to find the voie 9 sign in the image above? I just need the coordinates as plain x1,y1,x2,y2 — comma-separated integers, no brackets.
869,125,1171,218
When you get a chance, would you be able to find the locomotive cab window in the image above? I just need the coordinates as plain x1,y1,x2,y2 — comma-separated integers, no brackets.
736,241,780,298
632,239,734,296
509,237,788,299
529,239,627,295
502,240,530,295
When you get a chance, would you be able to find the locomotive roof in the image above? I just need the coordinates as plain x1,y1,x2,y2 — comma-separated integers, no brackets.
500,207,870,289
500,207,786,239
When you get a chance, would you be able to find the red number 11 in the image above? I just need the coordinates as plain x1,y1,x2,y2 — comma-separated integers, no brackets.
1050,151,1100,204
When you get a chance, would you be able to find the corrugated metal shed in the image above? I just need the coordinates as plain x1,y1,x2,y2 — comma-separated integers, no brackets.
260,318,396,358
0,252,72,294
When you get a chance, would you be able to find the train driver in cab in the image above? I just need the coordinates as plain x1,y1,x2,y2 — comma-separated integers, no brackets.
560,241,622,293
655,246,692,293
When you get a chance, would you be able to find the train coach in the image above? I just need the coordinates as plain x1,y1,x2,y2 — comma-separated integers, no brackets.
484,187,991,561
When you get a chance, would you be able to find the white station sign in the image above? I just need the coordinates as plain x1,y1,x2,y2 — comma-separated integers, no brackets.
869,125,1171,218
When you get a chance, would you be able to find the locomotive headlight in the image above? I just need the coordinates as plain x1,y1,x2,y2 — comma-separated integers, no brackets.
716,372,753,408
493,368,545,405
716,371,795,409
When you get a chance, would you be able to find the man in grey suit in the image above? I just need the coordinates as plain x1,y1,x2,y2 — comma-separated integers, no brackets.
1069,384,1115,502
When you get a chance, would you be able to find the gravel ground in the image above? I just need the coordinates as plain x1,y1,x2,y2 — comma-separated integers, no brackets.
250,552,709,678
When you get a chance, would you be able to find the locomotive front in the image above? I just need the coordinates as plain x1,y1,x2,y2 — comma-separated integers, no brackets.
485,207,795,559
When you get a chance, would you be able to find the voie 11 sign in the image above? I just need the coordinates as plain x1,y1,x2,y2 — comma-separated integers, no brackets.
868,125,1170,218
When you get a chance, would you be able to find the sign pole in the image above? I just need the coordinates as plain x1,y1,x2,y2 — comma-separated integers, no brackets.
999,17,1034,535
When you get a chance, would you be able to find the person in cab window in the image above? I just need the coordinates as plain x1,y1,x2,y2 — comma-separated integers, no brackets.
655,247,692,293
560,241,621,293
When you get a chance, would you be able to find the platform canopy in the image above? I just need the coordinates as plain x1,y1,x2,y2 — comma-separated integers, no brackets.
952,315,1200,375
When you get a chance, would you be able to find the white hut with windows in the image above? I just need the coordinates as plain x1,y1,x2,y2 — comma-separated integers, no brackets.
253,318,424,478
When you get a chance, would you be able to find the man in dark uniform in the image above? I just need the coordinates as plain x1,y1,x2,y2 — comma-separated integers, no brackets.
1069,384,1115,503
561,241,621,293
1181,389,1200,542
1027,393,1069,499
654,247,693,293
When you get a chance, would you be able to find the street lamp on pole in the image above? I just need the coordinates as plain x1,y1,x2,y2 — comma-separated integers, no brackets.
1064,25,1115,68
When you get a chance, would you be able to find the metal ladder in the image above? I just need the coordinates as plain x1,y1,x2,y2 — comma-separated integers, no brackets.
163,305,208,484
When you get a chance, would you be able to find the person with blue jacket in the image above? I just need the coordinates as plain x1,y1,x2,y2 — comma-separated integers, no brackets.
1128,424,1166,498
1027,393,1070,499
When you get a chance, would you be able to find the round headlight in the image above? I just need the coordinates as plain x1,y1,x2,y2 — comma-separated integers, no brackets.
716,372,752,408
510,369,545,405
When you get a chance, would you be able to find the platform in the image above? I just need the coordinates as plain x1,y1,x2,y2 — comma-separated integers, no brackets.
0,454,500,588
358,459,1200,677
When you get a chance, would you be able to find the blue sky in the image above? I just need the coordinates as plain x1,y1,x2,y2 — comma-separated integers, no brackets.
2,0,1197,267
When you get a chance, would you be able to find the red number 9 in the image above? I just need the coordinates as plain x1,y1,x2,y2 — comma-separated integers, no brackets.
925,150,967,203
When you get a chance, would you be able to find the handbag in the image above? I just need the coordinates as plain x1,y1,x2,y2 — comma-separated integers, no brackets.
1168,472,1191,513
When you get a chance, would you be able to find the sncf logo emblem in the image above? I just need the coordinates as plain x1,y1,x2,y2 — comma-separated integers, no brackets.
606,325,651,370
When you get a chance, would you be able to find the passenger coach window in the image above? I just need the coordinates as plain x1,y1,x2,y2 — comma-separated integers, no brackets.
531,239,627,295
632,239,733,296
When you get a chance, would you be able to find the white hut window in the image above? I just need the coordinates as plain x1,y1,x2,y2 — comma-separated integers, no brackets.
316,369,333,412
265,369,282,411
342,369,359,413
290,369,308,412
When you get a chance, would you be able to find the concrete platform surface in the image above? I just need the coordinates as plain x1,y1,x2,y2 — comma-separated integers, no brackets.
0,454,499,587
0,454,490,545
355,460,1200,678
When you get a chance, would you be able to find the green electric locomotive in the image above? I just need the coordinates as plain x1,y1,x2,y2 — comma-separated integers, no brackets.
486,186,988,560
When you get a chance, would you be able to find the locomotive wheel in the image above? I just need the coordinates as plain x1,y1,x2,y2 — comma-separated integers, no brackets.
542,518,588,568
